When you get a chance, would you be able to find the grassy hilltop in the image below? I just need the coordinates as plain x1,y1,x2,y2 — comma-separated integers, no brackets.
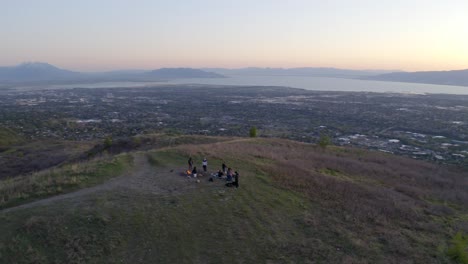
0,135,467,263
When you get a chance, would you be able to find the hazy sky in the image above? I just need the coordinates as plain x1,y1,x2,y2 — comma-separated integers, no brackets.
1,0,468,71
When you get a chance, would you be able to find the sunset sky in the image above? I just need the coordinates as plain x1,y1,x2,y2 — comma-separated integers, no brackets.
1,0,468,71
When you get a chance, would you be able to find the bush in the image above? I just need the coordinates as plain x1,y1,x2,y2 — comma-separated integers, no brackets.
104,137,113,149
249,127,257,138
448,232,468,264
318,134,331,148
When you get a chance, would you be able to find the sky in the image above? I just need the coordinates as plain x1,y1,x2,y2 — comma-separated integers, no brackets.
1,0,468,71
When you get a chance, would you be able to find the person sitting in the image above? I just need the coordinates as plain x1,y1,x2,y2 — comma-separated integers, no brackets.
192,166,198,178
217,169,224,178
226,171,239,188
226,168,233,182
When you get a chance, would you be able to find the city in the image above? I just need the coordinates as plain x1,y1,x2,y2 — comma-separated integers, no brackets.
1,85,467,166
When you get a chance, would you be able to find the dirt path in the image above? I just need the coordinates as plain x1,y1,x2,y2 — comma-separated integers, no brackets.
0,153,198,214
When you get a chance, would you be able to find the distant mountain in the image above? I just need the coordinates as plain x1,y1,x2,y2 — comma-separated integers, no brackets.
0,63,224,83
204,67,397,78
145,68,224,78
366,69,468,87
94,69,148,76
0,62,80,81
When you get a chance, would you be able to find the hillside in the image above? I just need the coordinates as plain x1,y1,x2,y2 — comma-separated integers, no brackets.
145,68,224,78
0,136,467,263
367,69,468,87
0,127,23,147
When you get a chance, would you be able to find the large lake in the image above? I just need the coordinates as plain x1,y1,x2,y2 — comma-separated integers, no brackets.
17,75,468,95
167,75,468,94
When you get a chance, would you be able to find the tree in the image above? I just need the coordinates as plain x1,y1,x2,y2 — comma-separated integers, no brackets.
104,136,113,149
132,136,142,146
249,126,257,138
319,134,331,148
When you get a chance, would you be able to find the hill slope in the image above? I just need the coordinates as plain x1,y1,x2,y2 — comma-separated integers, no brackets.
0,137,467,263
0,127,23,147
367,69,468,87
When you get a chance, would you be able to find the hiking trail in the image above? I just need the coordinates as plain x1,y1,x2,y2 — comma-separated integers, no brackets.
1,154,196,214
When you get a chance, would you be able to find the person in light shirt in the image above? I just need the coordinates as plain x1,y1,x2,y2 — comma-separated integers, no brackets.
202,158,208,172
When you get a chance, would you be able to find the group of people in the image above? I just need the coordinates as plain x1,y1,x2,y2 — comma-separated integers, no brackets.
187,157,239,188
187,157,207,178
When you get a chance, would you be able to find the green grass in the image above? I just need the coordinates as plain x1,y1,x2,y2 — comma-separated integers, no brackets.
146,150,186,167
0,127,23,147
0,154,133,209
0,161,313,263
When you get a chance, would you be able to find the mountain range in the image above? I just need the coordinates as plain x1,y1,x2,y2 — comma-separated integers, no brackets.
204,67,396,77
0,63,224,83
146,68,223,78
0,63,396,83
366,69,468,87
0,62,79,81
1,62,468,87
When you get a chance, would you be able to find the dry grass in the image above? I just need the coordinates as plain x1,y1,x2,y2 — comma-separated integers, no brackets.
1,136,466,263
176,137,468,263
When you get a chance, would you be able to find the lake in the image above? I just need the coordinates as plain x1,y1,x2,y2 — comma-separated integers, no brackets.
13,75,468,94
167,75,468,94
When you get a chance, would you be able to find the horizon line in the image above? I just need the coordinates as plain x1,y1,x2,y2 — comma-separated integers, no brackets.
2,61,468,73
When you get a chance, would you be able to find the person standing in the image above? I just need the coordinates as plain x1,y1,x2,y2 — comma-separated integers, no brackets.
233,171,239,188
202,158,208,172
188,157,193,171
222,162,227,174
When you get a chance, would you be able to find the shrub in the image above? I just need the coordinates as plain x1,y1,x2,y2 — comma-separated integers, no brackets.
104,137,113,149
448,232,468,264
249,127,258,138
318,134,331,148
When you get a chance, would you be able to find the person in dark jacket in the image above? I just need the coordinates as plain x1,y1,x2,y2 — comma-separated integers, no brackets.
188,157,193,171
233,171,239,188
222,162,227,174
192,166,198,178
